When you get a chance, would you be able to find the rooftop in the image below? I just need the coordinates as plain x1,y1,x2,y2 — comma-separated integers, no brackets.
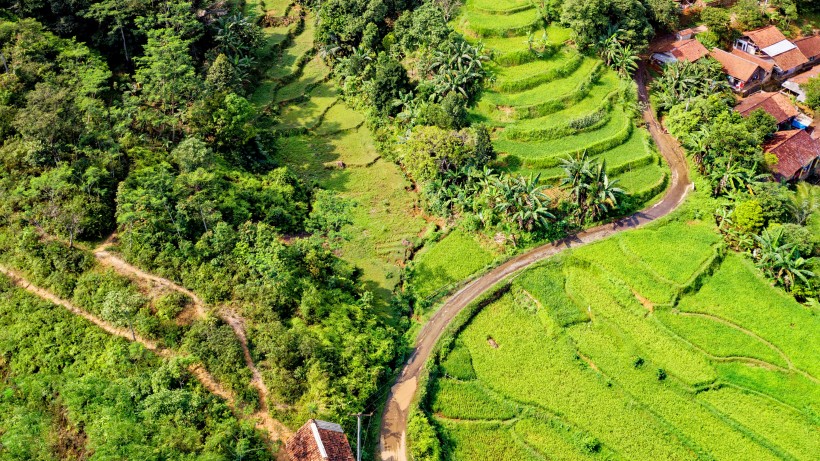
764,129,820,179
731,48,775,73
743,25,789,49
770,47,809,73
735,91,798,125
711,48,762,82
667,39,710,62
788,65,820,86
285,420,355,461
794,35,820,60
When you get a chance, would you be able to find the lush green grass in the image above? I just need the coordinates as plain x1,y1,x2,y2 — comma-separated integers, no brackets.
266,16,315,80
491,50,583,93
431,379,519,420
274,130,427,298
468,0,533,14
274,57,329,103
277,83,338,131
317,102,366,135
435,419,539,460
423,216,820,460
483,59,599,108
495,108,631,162
456,6,540,37
410,229,498,300
677,253,820,379
614,162,667,196
479,25,573,53
440,340,477,380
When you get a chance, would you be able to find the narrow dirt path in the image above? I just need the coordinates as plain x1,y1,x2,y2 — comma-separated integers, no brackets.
92,236,292,440
0,264,290,444
378,65,694,461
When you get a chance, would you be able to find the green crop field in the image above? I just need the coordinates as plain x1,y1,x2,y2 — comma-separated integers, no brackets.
423,216,820,460
410,230,499,300
455,1,666,201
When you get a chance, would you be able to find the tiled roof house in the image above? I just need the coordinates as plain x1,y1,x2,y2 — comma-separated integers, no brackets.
711,48,768,93
764,130,820,181
285,420,355,461
734,26,808,78
794,35,820,66
734,91,799,128
652,39,710,65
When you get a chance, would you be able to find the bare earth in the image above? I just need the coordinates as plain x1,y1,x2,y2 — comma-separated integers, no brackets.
378,66,694,461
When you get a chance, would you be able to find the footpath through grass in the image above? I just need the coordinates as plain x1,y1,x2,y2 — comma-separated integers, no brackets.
426,213,820,460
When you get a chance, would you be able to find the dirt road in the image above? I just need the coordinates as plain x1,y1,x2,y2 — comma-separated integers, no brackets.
378,66,693,461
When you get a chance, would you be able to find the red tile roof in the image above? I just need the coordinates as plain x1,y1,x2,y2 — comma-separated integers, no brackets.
285,420,355,461
667,39,710,62
794,35,820,60
711,48,762,82
789,65,820,86
735,91,798,125
743,26,789,49
764,130,820,179
730,48,775,73
770,47,809,72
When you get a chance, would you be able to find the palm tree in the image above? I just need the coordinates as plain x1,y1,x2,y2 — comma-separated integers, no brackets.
586,161,624,222
754,229,815,291
788,183,820,225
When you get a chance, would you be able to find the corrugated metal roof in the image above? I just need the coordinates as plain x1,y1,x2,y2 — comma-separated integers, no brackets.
762,40,797,57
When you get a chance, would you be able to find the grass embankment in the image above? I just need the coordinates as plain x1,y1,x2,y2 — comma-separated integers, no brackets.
423,215,820,460
454,1,667,198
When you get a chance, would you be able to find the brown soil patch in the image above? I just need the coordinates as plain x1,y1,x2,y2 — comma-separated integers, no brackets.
487,337,499,349
632,289,654,312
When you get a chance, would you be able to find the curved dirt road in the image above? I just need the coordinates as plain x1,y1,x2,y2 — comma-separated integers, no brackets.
378,66,692,461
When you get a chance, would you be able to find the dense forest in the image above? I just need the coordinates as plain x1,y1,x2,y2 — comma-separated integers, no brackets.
1,0,820,459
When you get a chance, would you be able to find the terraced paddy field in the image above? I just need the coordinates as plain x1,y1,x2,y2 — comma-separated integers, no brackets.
458,0,667,199
425,217,820,460
249,1,427,300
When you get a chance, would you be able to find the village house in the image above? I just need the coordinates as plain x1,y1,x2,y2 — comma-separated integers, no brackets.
794,35,820,68
782,65,820,103
733,26,808,79
651,38,710,65
711,48,768,93
285,420,355,461
734,91,799,130
764,129,820,181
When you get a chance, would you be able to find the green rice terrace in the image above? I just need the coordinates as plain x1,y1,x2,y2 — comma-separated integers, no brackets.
457,0,668,198
247,0,429,299
423,216,820,460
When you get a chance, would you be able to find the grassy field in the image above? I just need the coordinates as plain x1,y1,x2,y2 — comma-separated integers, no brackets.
424,215,820,460
251,2,427,301
410,229,499,300
455,2,667,201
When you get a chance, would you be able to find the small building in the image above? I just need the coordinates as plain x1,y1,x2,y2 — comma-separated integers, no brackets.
652,39,710,65
734,91,799,129
731,48,775,83
764,129,820,181
782,65,820,102
794,35,820,68
734,26,808,78
285,420,355,461
711,48,768,93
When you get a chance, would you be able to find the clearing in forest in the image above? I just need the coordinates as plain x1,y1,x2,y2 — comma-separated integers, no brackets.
248,1,428,300
426,217,820,460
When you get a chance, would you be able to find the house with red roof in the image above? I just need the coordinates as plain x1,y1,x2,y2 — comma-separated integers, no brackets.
285,420,355,461
711,48,769,93
764,130,820,181
734,91,799,129
794,35,820,68
734,26,808,79
652,39,710,65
